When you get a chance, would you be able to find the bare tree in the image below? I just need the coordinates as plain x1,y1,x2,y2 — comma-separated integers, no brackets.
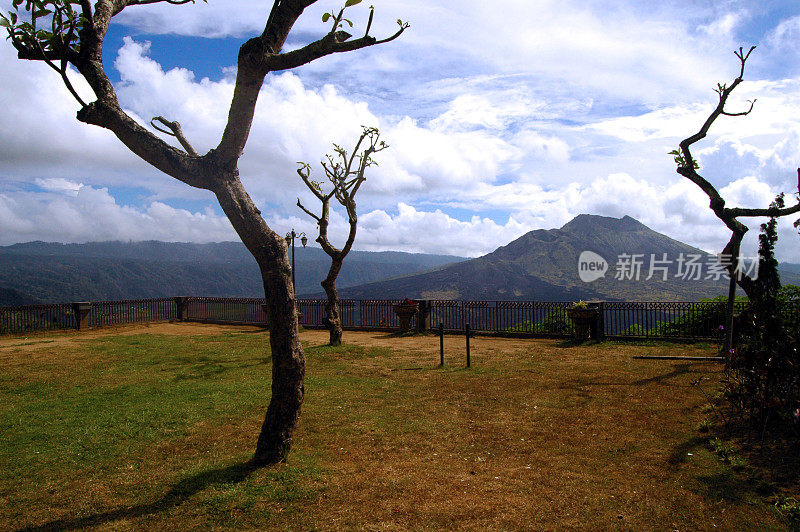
296,126,385,345
673,46,800,347
2,0,407,465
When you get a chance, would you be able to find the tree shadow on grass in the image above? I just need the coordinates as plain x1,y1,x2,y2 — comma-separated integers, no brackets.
172,358,268,382
668,431,798,507
552,338,602,348
665,435,767,504
17,460,260,532
694,468,775,504
631,363,697,386
666,435,709,466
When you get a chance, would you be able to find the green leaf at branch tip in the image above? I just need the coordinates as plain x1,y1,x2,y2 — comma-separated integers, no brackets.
322,12,331,22
669,149,700,170
344,0,362,6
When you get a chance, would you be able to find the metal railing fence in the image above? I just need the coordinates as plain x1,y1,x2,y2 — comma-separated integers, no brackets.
2,296,793,341
0,302,75,334
430,300,575,337
90,298,176,328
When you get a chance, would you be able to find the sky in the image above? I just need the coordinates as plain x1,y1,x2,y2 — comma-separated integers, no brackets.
1,0,800,261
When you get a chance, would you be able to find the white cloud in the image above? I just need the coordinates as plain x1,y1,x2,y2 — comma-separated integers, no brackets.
0,185,236,245
766,15,800,50
34,178,84,196
428,91,535,131
698,12,742,39
269,202,529,258
2,1,800,268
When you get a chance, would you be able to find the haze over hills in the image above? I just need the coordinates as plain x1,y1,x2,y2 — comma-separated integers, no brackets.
0,241,465,305
2,215,798,306
340,214,800,301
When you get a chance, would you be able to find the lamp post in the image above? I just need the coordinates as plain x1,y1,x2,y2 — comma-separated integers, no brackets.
285,229,308,292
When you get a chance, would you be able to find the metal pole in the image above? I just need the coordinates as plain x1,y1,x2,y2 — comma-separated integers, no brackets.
439,322,444,366
724,273,736,353
290,230,296,290
724,241,741,354
466,323,471,368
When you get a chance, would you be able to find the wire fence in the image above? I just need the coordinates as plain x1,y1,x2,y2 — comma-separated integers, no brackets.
2,296,792,341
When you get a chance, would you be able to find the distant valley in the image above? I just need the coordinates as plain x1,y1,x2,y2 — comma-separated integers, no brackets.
0,241,464,305
1,215,798,306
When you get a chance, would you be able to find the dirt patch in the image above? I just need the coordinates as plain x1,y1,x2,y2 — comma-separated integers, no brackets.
0,321,267,356
301,329,535,357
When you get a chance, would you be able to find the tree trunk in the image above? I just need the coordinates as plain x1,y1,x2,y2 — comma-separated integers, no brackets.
213,178,305,465
254,264,305,464
322,258,344,346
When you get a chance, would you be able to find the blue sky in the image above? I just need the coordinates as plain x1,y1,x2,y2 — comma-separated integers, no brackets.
1,0,800,261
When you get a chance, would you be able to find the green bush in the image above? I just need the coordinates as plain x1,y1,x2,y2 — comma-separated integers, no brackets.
506,308,571,335
725,195,800,438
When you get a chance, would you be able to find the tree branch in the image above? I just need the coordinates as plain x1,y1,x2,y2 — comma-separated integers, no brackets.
296,198,321,223
296,163,327,201
678,46,757,167
266,22,407,72
78,100,208,189
151,116,199,156
126,0,200,5
296,127,385,261
672,46,800,298
213,2,406,166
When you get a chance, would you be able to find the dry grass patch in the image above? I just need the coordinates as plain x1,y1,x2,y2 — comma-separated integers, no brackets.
0,324,792,530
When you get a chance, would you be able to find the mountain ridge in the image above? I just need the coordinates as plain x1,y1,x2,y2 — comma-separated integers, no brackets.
0,241,465,304
339,214,800,301
2,215,798,305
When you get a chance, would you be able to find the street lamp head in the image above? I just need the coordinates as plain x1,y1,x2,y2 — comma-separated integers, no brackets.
285,234,292,246
301,235,308,247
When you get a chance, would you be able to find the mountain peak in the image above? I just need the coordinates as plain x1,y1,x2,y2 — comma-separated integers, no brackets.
560,214,647,234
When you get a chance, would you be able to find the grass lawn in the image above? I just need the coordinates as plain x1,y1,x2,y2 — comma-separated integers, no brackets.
0,323,794,530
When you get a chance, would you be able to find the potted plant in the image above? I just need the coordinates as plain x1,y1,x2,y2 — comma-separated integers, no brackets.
566,301,598,341
392,298,418,332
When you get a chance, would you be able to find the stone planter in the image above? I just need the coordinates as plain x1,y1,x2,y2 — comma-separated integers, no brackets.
393,303,418,333
567,307,598,342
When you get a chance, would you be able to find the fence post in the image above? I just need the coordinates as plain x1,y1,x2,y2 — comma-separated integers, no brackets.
439,322,444,366
466,323,471,368
414,299,432,333
72,302,92,331
588,301,605,340
174,296,188,321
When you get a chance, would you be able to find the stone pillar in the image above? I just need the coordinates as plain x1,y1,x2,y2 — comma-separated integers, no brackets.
414,299,432,333
174,296,189,321
588,301,605,340
72,302,92,331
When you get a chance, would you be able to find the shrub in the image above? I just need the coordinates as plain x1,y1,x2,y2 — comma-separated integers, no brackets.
506,308,571,335
725,195,800,437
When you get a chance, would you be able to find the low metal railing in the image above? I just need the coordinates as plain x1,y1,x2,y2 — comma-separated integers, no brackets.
0,302,75,334
430,300,575,337
3,296,791,341
91,298,176,328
